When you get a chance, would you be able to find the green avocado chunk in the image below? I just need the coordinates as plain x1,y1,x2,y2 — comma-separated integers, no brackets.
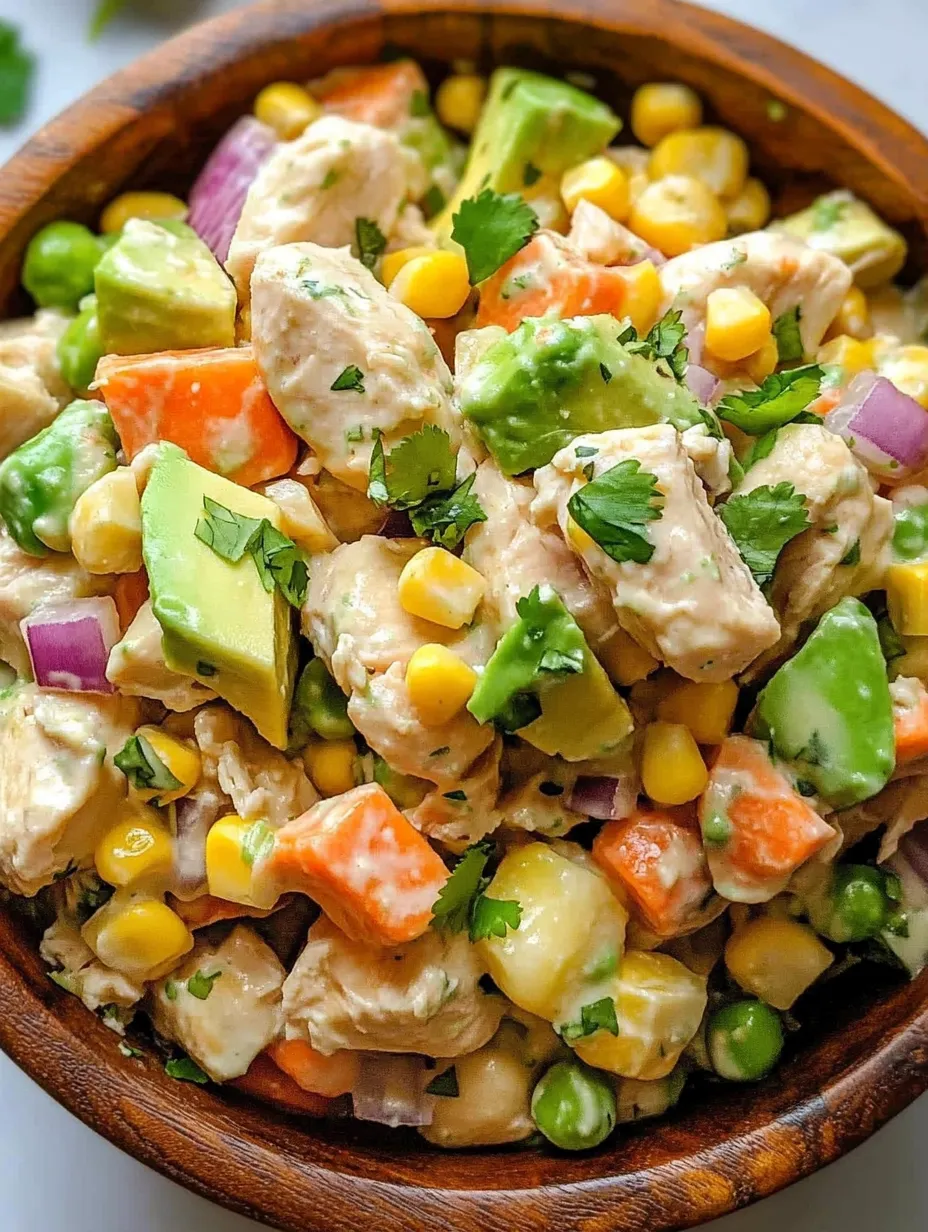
0,398,118,556
458,314,705,474
95,218,236,356
467,584,633,761
433,67,620,241
751,597,894,808
773,190,906,289
141,444,296,749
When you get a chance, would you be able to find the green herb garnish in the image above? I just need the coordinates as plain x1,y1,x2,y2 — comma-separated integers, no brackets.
451,187,539,284
567,458,664,565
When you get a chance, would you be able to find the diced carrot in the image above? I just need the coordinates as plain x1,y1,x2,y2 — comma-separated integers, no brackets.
592,805,712,936
96,346,298,488
316,60,427,130
475,233,640,333
113,567,149,632
700,736,835,894
269,783,449,946
168,892,286,931
230,1051,332,1116
893,678,928,763
267,1038,359,1097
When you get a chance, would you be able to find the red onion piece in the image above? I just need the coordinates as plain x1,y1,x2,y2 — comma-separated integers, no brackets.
187,116,276,263
569,775,638,821
900,819,928,886
685,363,722,407
351,1054,434,1127
686,321,705,367
824,371,928,480
21,598,120,693
171,787,224,899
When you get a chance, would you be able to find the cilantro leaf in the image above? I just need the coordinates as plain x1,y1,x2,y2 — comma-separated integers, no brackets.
431,842,492,934
195,496,263,562
469,895,522,942
118,1041,144,1060
840,539,861,567
164,980,178,1002
622,309,689,381
426,1066,459,1097
241,821,275,869
567,459,664,565
368,424,458,509
331,365,365,393
354,217,387,270
451,187,539,284
409,472,487,548
251,522,309,607
719,482,811,587
165,1055,210,1085
523,162,542,187
877,610,906,665
560,996,619,1042
742,426,780,471
717,365,824,435
421,184,446,219
114,735,182,795
0,21,34,124
772,306,804,363
186,969,223,1001
409,89,431,117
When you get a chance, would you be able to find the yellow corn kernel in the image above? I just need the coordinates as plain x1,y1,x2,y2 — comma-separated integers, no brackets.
743,333,779,385
68,468,142,575
81,895,194,981
435,74,487,134
619,258,662,334
631,82,703,149
629,175,727,258
817,333,874,376
657,679,738,745
725,916,833,1010
99,191,188,235
381,245,436,288
95,805,173,890
878,344,928,410
397,546,485,629
641,721,708,805
303,739,360,797
389,250,471,319
560,157,630,221
254,81,322,140
886,561,928,636
567,515,597,555
629,670,682,721
205,814,279,908
649,127,750,199
827,285,872,341
598,625,659,687
129,726,201,805
725,177,771,234
405,643,477,726
705,287,772,363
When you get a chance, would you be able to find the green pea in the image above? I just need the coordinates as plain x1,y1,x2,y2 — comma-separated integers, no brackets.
57,295,103,392
708,999,784,1082
288,658,355,748
530,1059,616,1150
22,221,105,312
701,809,731,846
808,864,894,943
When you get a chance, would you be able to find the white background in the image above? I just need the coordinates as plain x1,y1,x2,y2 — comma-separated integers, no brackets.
0,1,926,1229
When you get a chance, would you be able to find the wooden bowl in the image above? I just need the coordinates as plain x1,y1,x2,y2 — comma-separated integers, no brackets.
2,2,928,1229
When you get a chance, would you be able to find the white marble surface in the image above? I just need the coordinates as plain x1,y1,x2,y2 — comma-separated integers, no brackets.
0,0,927,1228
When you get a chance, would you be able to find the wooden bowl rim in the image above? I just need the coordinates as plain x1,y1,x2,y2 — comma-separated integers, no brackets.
2,2,928,1230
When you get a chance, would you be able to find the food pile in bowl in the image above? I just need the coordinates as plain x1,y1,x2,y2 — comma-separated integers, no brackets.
3,57,928,1153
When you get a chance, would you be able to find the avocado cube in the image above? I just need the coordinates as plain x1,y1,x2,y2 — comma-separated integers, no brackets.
458,314,705,474
95,219,236,355
433,68,620,241
774,190,907,289
141,444,296,749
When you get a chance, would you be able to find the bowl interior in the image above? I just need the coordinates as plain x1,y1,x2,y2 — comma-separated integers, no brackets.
1,2,928,1230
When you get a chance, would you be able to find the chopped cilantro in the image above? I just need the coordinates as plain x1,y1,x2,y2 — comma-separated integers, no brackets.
165,1055,210,1085
410,88,431,117
114,734,182,796
575,445,598,458
118,1041,144,1060
878,611,906,665
345,425,365,443
331,364,365,392
742,427,780,471
195,496,263,562
320,168,339,190
812,194,849,232
772,306,804,363
840,539,861,567
249,521,309,607
451,187,539,284
719,482,811,587
301,279,343,299
426,1066,459,1097
241,821,275,868
567,458,664,565
559,996,619,1042
443,790,467,802
164,980,178,1002
717,365,824,434
196,660,218,677
186,969,223,1001
599,362,613,384
620,309,689,382
430,841,521,942
469,895,523,942
409,471,487,548
0,21,34,123
354,217,387,270
523,162,542,187
421,184,446,219
368,425,456,508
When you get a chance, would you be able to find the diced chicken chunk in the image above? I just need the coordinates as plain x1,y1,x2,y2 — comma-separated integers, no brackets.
532,426,780,681
0,526,113,676
41,916,144,1022
0,685,137,895
149,926,285,1082
567,200,654,267
251,242,457,490
105,600,217,712
227,115,424,306
734,423,893,670
407,738,503,843
282,914,503,1056
659,231,851,368
0,310,71,461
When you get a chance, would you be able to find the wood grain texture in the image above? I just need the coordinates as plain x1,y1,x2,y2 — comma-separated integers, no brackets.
1,2,928,1229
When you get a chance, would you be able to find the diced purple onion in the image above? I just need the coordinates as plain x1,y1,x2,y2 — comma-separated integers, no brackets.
685,363,722,407
568,775,638,821
21,599,120,694
824,371,928,481
900,819,928,886
187,116,276,263
686,321,705,366
351,1054,434,1127
171,788,224,899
